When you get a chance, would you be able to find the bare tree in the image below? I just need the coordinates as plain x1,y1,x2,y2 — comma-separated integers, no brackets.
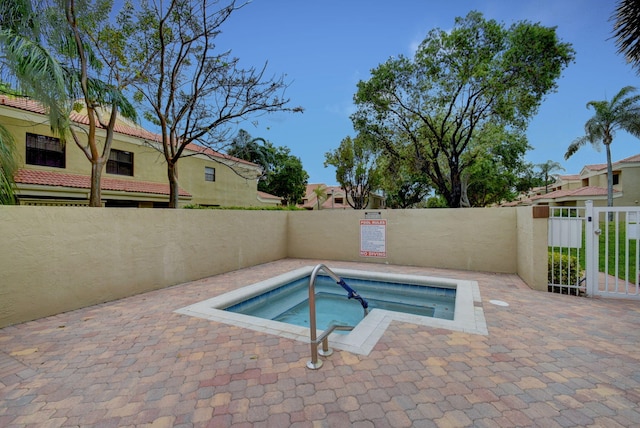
129,0,302,207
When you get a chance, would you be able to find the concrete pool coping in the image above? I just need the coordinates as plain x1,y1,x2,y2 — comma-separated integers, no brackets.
175,266,488,355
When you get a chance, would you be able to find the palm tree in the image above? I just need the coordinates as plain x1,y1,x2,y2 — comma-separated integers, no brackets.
0,0,70,204
312,185,327,210
0,0,70,135
565,86,640,208
1,0,138,207
0,125,17,204
613,0,640,74
536,160,565,194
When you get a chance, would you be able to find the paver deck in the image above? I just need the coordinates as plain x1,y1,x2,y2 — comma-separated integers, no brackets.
1,258,639,427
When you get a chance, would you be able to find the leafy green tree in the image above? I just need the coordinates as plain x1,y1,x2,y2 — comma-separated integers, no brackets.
127,0,302,208
352,11,574,208
262,147,308,206
426,195,448,208
324,134,381,209
379,158,431,209
514,162,544,194
613,0,640,73
536,160,565,194
59,0,138,206
565,86,640,208
371,140,431,208
458,123,531,206
228,130,308,205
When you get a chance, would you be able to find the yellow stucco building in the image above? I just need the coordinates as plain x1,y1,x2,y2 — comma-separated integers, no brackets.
1,95,274,208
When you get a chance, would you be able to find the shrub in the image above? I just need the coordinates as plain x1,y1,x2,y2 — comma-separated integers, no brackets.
183,204,302,211
548,252,584,295
548,252,582,285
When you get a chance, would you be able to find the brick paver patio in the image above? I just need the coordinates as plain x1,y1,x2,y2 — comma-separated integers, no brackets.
1,259,639,427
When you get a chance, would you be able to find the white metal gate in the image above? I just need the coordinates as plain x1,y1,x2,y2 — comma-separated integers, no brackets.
548,201,640,299
585,201,640,299
548,206,586,295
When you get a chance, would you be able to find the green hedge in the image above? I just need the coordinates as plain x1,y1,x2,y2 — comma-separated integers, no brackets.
183,204,302,211
548,252,583,286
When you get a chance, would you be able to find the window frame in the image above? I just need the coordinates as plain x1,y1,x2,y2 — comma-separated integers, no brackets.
25,133,65,168
205,166,215,182
106,149,134,176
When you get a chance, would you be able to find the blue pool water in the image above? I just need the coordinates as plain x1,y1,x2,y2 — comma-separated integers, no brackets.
225,275,456,332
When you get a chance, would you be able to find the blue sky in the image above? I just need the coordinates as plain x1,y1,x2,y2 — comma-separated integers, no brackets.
216,0,639,185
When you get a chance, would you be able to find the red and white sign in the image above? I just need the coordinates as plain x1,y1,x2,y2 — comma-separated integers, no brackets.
360,219,387,258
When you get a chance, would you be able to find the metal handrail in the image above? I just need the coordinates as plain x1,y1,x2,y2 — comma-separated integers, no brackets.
306,264,368,370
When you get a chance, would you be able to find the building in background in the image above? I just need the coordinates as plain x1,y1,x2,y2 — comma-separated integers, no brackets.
1,95,268,208
299,184,385,210
510,154,640,207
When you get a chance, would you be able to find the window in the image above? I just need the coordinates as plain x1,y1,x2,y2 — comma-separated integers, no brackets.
26,133,65,168
613,173,620,186
335,197,344,204
107,149,133,176
205,167,215,182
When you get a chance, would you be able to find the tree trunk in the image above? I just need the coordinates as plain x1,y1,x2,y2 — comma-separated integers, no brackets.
605,143,613,208
88,159,105,207
605,143,614,222
168,161,180,208
449,171,463,208
460,173,470,208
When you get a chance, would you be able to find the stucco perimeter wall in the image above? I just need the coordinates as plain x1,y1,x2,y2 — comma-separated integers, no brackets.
287,208,520,273
516,207,549,292
0,207,288,327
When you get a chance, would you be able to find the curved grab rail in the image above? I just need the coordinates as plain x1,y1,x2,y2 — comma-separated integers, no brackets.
307,264,369,369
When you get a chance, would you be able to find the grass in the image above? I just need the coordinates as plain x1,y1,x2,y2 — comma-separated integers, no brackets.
549,220,638,284
598,221,638,283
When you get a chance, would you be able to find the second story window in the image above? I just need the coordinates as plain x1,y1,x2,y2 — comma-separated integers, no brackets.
205,166,215,182
107,149,133,176
26,133,65,168
613,173,620,186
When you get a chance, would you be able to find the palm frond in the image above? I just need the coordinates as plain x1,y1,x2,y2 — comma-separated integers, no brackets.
0,28,71,138
565,135,589,160
613,0,640,73
0,124,17,204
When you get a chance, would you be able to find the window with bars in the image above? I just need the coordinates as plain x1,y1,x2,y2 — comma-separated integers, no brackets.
205,166,215,182
26,133,65,168
107,149,134,176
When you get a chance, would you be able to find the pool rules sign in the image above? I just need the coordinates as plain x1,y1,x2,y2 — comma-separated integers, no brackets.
360,219,387,258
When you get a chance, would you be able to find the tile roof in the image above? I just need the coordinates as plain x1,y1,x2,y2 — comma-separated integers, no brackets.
0,95,258,168
581,153,640,174
616,153,640,163
256,191,281,201
529,186,615,201
558,174,581,181
15,169,191,197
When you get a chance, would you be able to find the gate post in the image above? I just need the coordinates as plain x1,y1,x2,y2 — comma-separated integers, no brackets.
584,200,596,296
